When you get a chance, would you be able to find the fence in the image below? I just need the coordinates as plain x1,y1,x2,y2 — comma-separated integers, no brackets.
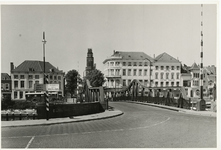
1,113,37,121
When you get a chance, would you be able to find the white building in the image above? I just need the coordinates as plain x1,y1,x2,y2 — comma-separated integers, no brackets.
103,51,181,97
10,60,65,101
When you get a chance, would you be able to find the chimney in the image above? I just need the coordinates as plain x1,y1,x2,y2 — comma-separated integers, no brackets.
113,50,115,54
10,62,14,71
153,54,155,58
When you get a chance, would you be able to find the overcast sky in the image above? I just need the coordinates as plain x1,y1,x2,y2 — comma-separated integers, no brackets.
1,4,217,77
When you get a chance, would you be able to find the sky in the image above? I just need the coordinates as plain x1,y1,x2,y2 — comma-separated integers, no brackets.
1,3,218,77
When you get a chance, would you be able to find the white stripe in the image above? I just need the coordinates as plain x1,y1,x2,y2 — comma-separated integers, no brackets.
25,136,35,149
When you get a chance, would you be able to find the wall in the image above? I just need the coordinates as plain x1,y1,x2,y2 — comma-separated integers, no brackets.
37,102,105,119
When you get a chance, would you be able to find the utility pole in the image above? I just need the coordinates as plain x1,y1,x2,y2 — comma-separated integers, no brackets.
42,32,49,120
200,4,204,101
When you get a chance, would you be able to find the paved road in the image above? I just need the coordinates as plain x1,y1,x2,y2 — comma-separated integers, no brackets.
1,102,216,148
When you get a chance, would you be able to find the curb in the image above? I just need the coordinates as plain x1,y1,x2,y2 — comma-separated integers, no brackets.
1,110,124,128
125,101,216,117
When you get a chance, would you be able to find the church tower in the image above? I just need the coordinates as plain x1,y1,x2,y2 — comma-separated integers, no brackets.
85,48,95,76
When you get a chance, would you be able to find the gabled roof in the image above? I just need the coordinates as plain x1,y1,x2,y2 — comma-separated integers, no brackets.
205,66,216,75
11,60,63,73
155,52,180,63
103,51,154,63
189,62,200,70
1,73,11,80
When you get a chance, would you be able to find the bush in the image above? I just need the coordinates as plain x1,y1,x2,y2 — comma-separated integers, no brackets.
1,95,15,110
13,101,37,110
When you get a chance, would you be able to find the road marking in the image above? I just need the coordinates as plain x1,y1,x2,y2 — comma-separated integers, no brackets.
2,117,170,139
25,136,35,149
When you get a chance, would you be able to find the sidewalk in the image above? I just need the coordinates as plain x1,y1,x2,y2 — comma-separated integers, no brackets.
126,101,216,117
1,109,123,128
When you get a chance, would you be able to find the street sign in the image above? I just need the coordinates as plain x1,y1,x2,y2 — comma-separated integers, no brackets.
46,84,59,91
34,84,46,91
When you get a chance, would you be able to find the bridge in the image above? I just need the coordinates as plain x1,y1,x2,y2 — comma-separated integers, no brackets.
83,79,191,110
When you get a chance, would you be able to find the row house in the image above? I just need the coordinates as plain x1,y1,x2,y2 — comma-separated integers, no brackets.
10,60,65,101
1,73,12,99
103,51,181,97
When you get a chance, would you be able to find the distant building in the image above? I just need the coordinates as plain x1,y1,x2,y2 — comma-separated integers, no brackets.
103,51,181,97
180,63,216,98
1,73,12,99
85,48,96,76
10,60,65,101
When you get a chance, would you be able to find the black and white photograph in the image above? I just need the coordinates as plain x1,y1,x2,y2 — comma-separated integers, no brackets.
1,0,219,149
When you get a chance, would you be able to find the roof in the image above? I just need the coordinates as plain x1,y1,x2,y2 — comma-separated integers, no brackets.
103,51,154,63
11,60,63,73
204,66,216,75
1,73,11,80
155,52,180,63
189,62,200,70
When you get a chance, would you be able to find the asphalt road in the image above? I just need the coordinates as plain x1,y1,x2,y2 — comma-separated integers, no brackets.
1,102,217,148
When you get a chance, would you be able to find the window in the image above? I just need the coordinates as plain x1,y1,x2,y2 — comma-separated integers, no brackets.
144,69,147,76
144,80,148,86
5,83,9,90
14,91,17,99
176,82,179,87
14,81,18,88
123,69,126,76
20,81,24,88
171,73,174,79
54,81,57,83
161,82,164,87
111,80,114,86
20,75,25,79
161,73,164,79
171,66,174,70
139,62,142,66
116,80,120,87
128,80,131,85
155,73,158,79
155,82,158,87
28,75,33,79
166,82,169,87
110,62,114,66
115,62,120,66
123,80,126,86
58,76,61,80
115,69,120,76
128,69,131,76
166,66,169,70
161,66,164,70
123,62,126,66
14,75,18,79
176,73,179,79
110,69,114,76
54,75,57,80
139,69,142,76
139,80,143,84
155,66,158,70
171,82,174,87
50,75,53,80
166,73,169,79
35,75,39,79
35,80,39,85
177,66,180,70
20,91,23,99
29,81,33,88
133,62,137,66
133,69,137,76
128,62,131,66
144,62,148,66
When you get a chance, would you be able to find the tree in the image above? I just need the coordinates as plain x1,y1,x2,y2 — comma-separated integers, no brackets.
65,69,79,97
85,69,105,87
1,95,15,110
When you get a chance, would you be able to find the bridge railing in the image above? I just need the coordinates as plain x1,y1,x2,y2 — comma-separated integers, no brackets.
112,79,191,110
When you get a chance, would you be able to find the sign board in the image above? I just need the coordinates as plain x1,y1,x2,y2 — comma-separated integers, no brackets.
46,84,59,91
34,84,46,91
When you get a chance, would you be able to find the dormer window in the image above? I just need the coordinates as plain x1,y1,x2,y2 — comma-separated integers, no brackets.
50,68,54,72
29,68,35,71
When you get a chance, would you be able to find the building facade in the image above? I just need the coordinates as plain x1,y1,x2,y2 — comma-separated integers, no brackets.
103,51,181,97
1,73,12,99
10,61,65,101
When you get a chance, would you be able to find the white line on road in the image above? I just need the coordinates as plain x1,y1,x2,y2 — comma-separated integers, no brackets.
25,136,35,149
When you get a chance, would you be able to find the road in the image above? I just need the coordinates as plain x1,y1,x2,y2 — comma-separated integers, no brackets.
1,102,217,148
